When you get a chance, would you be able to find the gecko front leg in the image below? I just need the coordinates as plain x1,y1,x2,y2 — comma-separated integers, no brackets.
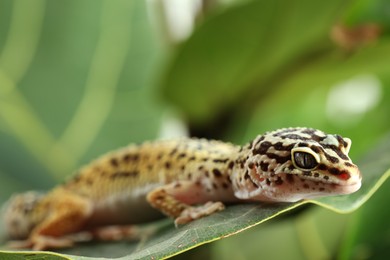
146,181,225,226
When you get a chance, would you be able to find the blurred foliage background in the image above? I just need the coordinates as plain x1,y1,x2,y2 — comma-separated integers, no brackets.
0,0,389,259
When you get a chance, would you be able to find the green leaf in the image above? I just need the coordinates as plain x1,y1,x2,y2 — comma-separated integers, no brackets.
0,251,76,260
1,134,388,259
160,0,349,125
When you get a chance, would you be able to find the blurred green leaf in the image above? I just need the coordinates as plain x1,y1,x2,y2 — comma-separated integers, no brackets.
160,0,349,125
0,251,75,260
0,0,163,192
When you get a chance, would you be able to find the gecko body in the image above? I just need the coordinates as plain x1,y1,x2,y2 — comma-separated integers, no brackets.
2,128,362,250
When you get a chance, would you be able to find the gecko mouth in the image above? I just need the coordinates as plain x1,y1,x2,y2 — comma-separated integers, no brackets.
295,175,362,196
330,181,362,194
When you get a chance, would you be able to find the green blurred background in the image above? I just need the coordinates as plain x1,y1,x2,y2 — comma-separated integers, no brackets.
0,0,389,259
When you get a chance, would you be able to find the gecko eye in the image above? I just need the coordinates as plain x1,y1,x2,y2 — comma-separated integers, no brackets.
291,147,320,170
293,152,318,170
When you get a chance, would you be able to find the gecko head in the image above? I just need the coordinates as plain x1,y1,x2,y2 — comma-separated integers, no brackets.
239,127,362,202
1,191,46,239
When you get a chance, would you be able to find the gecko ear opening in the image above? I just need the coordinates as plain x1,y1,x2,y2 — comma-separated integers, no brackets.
291,147,320,171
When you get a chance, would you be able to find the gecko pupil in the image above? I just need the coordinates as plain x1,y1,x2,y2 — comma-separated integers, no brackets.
293,152,318,170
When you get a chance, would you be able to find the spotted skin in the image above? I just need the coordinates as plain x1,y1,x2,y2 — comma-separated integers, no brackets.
2,128,362,250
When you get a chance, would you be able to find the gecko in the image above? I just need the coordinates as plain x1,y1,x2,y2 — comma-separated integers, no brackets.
1,127,362,250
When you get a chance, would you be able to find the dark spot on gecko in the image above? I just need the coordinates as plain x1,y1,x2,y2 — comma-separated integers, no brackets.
317,164,327,171
205,171,210,177
213,169,222,177
198,165,204,171
270,172,275,177
298,143,309,147
71,175,82,183
187,173,192,180
323,152,339,164
155,195,165,201
323,144,349,160
188,156,196,161
286,174,294,184
180,165,185,171
266,179,271,185
252,182,259,188
85,178,94,185
313,173,319,178
248,162,255,169
255,135,265,144
123,154,130,162
335,135,344,147
266,153,290,164
281,134,309,141
110,171,139,179
240,161,245,169
177,153,186,159
324,175,329,180
310,146,321,153
275,177,283,185
228,161,234,169
259,161,269,171
312,134,326,142
222,182,229,189
202,158,208,162
169,148,178,156
303,172,312,177
157,153,163,160
212,183,218,189
329,167,341,175
301,128,314,135
303,184,310,189
123,154,140,162
319,187,325,191
273,142,294,151
99,170,108,177
213,158,229,163
165,162,171,169
110,158,119,167
244,170,250,180
226,176,232,183
252,141,272,155
344,162,354,167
